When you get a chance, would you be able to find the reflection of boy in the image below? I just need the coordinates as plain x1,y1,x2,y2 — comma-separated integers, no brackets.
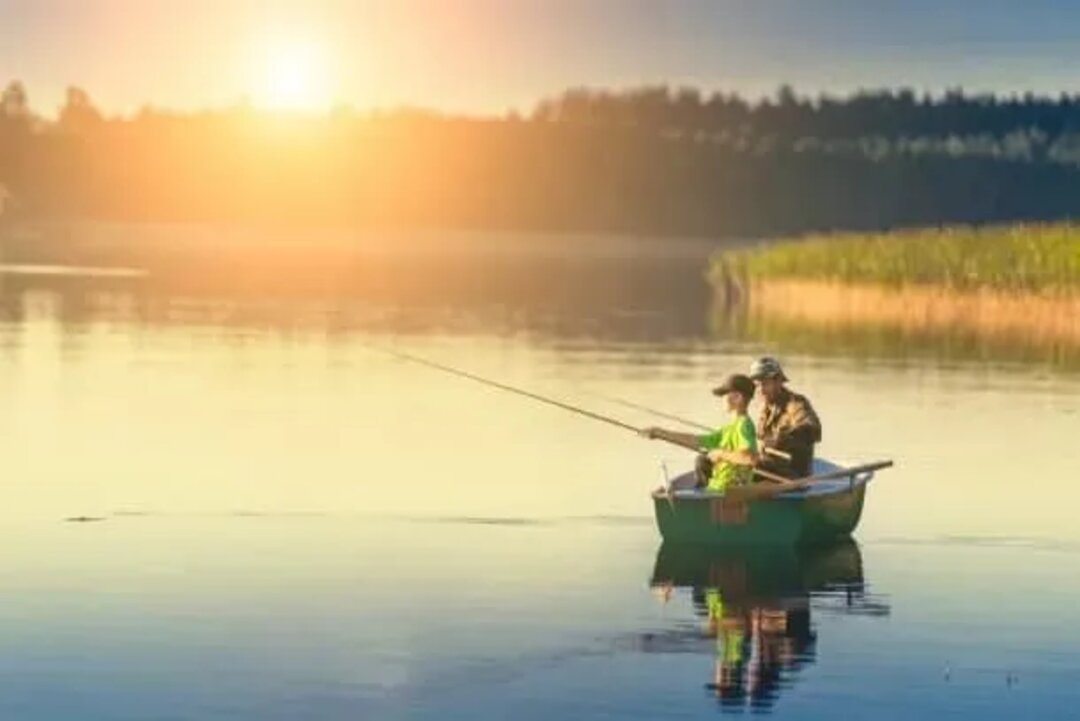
704,588,748,700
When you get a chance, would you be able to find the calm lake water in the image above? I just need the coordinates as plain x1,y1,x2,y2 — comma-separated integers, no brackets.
1,230,1078,719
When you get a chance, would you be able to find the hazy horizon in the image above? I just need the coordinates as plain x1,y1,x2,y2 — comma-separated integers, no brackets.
6,0,1080,117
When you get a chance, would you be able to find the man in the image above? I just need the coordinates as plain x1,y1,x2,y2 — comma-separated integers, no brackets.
642,374,759,492
750,357,821,479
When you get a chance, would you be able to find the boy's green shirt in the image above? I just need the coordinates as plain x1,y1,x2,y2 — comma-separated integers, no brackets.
700,414,758,492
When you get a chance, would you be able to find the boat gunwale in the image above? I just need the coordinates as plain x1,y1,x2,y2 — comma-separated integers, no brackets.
650,460,876,504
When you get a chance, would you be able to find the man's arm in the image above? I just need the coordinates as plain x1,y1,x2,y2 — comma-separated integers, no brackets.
779,397,822,446
772,425,819,453
762,397,821,475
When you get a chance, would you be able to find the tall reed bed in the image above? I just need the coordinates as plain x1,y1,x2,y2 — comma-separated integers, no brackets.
715,223,1080,293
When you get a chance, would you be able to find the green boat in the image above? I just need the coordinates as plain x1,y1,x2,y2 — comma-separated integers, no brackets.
652,459,879,545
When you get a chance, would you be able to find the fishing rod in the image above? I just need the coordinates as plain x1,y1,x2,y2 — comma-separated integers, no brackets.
586,391,793,462
585,392,712,431
369,344,650,438
365,344,808,490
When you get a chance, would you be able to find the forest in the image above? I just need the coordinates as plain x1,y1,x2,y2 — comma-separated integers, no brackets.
5,82,1080,238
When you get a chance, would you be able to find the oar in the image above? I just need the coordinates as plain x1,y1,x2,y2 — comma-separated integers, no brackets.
795,460,894,484
737,460,894,501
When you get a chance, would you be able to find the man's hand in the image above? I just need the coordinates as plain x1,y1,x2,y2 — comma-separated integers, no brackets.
708,449,728,463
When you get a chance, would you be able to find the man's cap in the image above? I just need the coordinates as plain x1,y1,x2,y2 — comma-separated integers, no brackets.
749,356,788,382
712,373,756,398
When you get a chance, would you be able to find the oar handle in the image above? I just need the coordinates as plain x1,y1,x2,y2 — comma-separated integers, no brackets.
753,466,794,484
800,460,893,484
754,459,893,489
762,446,792,462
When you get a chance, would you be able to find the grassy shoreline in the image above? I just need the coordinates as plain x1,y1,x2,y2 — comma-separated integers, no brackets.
710,223,1080,365
713,223,1080,295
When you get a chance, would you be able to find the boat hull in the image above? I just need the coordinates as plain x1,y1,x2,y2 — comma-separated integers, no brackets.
652,461,871,546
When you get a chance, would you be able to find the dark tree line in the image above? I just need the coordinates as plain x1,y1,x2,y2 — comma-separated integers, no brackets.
5,81,1080,239
535,85,1080,142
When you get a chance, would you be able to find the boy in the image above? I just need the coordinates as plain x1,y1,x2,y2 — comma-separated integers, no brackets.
642,374,759,492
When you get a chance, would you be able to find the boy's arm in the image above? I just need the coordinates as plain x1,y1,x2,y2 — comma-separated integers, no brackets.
707,421,758,466
640,427,706,450
709,447,757,466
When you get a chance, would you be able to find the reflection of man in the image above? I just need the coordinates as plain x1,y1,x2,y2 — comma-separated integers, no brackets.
0,183,10,217
0,183,9,269
750,357,822,478
746,603,815,706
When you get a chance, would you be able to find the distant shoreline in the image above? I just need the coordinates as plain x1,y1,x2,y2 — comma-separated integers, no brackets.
0,219,731,262
12,85,1080,239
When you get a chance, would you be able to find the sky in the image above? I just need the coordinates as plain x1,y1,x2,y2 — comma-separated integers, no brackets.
4,0,1080,117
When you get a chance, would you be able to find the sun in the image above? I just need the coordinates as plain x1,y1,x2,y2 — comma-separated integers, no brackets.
252,39,332,111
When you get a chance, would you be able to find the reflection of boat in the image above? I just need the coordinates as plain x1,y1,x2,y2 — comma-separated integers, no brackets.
651,537,864,600
645,539,887,711
652,458,877,545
